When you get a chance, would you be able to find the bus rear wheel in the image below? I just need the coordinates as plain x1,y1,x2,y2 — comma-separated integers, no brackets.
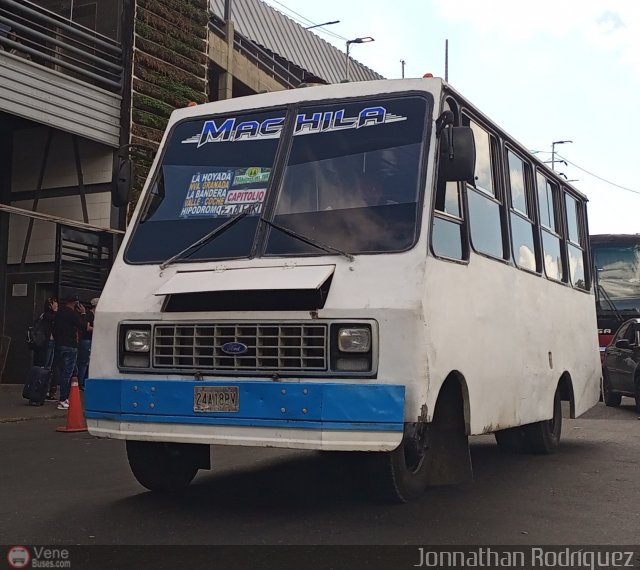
126,441,202,492
524,387,562,455
494,426,529,453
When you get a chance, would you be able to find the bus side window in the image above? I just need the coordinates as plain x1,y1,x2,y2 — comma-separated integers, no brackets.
507,149,539,273
536,172,564,282
564,192,589,290
431,100,466,261
464,116,506,260
432,182,465,260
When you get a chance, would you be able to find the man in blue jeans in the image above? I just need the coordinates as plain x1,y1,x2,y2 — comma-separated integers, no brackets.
53,294,91,410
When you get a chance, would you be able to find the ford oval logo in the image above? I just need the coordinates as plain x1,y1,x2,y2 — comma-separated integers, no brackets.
221,342,248,355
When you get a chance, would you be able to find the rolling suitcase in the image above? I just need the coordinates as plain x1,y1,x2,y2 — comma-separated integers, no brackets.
22,366,50,406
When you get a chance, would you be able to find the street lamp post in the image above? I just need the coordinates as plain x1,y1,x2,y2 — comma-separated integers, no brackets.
551,140,572,171
345,36,374,81
305,20,340,30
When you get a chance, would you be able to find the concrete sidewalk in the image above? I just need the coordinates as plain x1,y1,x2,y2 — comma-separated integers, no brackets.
0,384,66,423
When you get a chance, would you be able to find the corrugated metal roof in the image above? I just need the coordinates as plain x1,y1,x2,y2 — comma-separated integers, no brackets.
210,0,384,84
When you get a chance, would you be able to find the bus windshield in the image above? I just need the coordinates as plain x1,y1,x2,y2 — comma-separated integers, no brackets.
593,241,640,312
125,95,430,264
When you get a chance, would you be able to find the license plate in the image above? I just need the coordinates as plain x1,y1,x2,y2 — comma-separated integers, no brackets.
194,386,239,413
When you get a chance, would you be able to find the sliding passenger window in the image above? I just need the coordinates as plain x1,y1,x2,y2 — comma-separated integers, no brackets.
536,172,563,281
507,150,538,272
565,192,588,289
465,118,505,259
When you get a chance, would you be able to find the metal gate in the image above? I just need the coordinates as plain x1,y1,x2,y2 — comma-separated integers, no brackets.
55,225,114,303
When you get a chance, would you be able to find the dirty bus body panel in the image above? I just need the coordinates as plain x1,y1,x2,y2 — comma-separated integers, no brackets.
85,78,600,502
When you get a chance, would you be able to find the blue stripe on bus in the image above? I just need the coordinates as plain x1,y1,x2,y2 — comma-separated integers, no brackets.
84,378,405,431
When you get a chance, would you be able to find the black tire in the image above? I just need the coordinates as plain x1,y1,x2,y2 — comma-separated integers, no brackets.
602,373,622,407
524,387,562,455
367,427,430,503
126,441,200,492
495,426,529,453
634,378,640,414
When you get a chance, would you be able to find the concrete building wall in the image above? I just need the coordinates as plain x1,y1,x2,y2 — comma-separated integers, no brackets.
12,127,113,192
7,194,112,264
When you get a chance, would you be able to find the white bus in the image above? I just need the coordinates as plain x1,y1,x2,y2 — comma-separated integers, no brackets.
86,78,601,502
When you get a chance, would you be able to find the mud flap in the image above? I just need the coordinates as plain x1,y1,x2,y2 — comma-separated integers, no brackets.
424,424,473,486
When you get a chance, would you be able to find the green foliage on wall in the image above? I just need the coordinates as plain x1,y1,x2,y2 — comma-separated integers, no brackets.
129,0,208,209
135,68,207,103
137,8,204,51
138,0,208,27
134,78,190,108
133,109,169,131
135,51,205,93
136,36,206,78
136,13,205,54
133,92,174,119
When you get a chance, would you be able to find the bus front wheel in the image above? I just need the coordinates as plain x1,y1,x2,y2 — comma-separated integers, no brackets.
367,426,431,503
126,441,205,492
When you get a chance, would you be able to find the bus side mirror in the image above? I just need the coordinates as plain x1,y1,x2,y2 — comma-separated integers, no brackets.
439,126,476,182
112,157,133,207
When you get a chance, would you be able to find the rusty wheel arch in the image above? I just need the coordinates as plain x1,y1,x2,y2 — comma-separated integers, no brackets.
435,371,471,435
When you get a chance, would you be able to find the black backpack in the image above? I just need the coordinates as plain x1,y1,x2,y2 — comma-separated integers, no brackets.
26,314,48,350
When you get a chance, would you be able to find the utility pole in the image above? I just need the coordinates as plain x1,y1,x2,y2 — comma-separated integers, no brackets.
445,39,449,82
551,140,572,171
400,59,405,78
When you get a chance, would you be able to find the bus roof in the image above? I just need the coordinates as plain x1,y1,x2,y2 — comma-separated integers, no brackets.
591,234,640,244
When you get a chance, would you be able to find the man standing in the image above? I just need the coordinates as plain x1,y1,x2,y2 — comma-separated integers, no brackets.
53,294,90,410
76,297,98,390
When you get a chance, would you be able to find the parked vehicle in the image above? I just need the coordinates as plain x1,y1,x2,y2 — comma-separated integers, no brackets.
85,77,601,502
591,234,640,361
602,317,640,411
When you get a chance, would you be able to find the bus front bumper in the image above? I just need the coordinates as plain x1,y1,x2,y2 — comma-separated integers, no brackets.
84,379,405,451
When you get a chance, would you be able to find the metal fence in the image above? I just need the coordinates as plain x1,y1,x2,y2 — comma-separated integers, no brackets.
0,0,123,93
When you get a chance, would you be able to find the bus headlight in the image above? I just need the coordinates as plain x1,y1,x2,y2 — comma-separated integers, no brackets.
338,328,371,352
119,324,152,369
330,324,374,374
125,330,151,352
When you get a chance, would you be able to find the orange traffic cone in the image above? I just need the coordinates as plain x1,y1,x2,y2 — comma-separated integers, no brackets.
56,377,87,433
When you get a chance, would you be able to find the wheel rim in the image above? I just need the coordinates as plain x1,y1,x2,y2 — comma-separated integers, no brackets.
402,429,428,474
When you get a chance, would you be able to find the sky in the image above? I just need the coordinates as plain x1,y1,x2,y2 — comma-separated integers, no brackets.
262,0,640,235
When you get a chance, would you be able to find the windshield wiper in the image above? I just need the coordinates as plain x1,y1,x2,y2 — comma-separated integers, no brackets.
597,284,623,322
261,218,354,262
159,211,249,270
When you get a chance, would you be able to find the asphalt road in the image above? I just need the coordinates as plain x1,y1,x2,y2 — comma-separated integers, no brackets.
1,400,639,546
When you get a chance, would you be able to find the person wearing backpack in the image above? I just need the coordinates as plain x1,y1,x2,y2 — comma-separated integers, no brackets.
23,297,58,406
33,297,57,369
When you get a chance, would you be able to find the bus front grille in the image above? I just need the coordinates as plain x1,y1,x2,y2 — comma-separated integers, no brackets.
152,323,328,373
